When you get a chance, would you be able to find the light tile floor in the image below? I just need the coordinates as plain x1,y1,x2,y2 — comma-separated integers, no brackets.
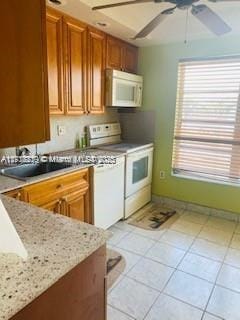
107,209,240,320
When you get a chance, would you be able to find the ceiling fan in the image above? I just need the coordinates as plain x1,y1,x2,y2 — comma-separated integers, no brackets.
92,0,239,39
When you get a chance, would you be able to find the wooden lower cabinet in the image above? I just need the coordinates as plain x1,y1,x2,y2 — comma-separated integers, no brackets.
19,168,91,224
4,189,23,201
41,198,62,214
10,246,107,320
62,187,90,222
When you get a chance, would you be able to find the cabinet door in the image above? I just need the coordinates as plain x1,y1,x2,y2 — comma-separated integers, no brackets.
123,44,138,74
11,246,106,320
4,189,22,201
106,36,124,71
63,17,87,115
87,27,106,114
0,0,50,148
41,199,62,214
62,187,90,223
46,8,64,115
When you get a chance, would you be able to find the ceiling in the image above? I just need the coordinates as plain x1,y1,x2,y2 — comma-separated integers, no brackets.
47,0,240,46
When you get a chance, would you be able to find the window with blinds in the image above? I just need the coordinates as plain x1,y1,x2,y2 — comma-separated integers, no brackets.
172,57,240,184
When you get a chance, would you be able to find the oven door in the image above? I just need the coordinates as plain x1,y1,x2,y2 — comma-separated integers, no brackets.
125,147,153,197
112,78,142,107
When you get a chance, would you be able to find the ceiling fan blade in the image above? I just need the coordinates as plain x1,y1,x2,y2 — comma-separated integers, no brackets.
133,7,175,39
191,4,232,36
92,0,153,10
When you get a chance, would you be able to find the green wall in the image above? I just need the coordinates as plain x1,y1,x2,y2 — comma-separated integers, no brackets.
139,36,240,213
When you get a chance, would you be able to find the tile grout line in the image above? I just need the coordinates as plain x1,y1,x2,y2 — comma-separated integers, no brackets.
122,254,233,289
107,227,134,246
107,303,137,319
200,261,224,319
110,246,240,317
112,212,240,268
142,225,195,320
108,209,240,320
140,209,217,318
201,217,239,319
109,211,184,320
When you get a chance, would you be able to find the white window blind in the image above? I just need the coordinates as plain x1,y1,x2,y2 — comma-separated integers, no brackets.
172,57,240,184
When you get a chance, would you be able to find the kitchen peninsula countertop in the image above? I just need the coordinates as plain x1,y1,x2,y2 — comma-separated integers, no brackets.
0,195,110,320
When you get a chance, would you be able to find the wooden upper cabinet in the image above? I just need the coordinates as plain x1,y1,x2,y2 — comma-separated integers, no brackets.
0,0,50,148
44,8,139,118
123,44,138,74
106,36,124,71
87,27,106,114
106,35,138,74
46,8,64,115
63,17,87,115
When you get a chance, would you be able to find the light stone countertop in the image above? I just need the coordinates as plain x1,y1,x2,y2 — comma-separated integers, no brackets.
0,175,27,194
0,195,110,320
0,163,92,194
0,148,125,194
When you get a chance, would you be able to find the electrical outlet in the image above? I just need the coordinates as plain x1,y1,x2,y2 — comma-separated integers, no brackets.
159,171,165,179
57,125,66,136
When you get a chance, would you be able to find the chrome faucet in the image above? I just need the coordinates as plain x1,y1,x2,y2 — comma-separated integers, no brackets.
16,147,31,157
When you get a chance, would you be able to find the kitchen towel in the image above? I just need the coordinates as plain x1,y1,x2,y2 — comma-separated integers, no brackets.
0,198,28,260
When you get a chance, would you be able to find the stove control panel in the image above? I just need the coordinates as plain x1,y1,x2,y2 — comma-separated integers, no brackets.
87,123,121,139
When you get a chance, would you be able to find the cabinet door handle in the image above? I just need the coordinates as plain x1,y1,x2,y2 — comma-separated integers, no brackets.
57,199,62,214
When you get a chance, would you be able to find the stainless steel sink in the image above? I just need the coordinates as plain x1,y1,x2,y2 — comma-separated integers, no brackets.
1,162,73,181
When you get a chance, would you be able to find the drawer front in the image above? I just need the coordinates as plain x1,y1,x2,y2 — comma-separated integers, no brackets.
22,168,89,205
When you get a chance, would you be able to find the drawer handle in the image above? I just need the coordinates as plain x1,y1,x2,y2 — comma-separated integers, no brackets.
56,184,63,189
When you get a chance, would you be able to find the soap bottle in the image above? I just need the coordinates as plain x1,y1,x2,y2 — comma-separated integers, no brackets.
81,133,87,149
75,134,81,150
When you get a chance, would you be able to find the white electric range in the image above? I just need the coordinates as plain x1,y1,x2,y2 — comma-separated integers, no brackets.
87,123,154,219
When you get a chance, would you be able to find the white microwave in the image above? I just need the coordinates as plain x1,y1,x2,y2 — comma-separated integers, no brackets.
105,69,143,108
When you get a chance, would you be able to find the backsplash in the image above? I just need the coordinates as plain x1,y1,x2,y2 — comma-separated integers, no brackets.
0,110,119,157
119,110,156,142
